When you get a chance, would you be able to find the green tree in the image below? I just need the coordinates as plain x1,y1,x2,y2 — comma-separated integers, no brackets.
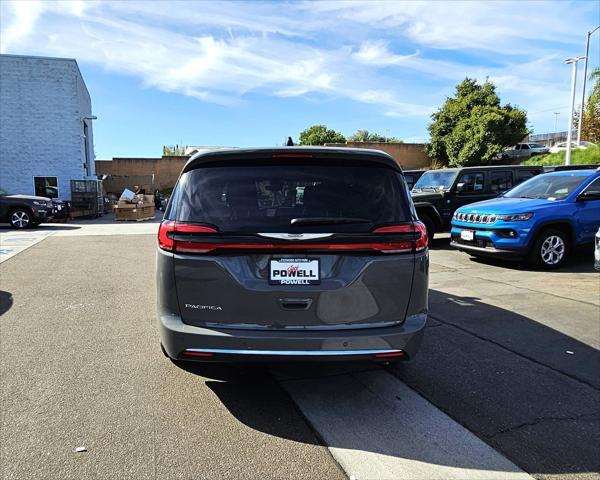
425,78,528,167
576,68,600,143
348,129,402,143
163,144,188,156
298,125,346,145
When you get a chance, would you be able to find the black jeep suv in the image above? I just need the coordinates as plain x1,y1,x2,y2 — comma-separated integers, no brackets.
0,188,54,228
411,165,543,241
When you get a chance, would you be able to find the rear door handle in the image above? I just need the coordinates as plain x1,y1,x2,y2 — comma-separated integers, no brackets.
279,298,312,310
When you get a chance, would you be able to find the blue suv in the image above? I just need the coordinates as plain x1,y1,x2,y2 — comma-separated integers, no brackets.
450,169,600,268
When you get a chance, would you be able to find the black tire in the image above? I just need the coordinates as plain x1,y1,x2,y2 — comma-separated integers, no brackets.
9,209,32,229
528,228,569,269
419,213,435,244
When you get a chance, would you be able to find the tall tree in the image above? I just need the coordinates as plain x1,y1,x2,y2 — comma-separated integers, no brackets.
577,68,600,143
348,129,402,143
298,125,346,145
425,78,528,167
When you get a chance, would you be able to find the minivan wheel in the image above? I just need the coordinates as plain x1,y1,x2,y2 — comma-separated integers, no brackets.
529,229,568,269
420,214,435,243
9,209,32,229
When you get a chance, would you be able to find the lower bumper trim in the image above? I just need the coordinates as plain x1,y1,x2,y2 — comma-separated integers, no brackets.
183,348,403,357
450,240,522,256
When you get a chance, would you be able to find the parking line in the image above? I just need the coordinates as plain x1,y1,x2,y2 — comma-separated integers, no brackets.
0,230,55,264
279,368,533,480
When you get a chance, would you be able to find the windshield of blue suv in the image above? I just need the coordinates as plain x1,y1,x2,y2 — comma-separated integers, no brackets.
505,173,590,200
413,170,457,191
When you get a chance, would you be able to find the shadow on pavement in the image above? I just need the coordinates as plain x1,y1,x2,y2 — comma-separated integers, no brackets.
173,289,600,478
0,291,13,316
390,289,600,477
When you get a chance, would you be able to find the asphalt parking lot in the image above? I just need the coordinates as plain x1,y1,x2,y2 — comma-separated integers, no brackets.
1,221,598,480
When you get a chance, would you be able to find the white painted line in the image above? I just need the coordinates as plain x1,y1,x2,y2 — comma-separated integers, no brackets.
280,369,533,480
0,230,55,264
51,222,159,237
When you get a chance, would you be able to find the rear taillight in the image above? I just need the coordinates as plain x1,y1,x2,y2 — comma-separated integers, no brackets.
159,221,427,254
158,221,218,253
373,222,428,252
158,220,176,251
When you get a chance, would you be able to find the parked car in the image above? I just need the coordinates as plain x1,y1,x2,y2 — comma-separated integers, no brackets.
595,227,600,271
549,141,595,154
404,169,427,190
157,147,428,363
501,143,549,159
450,168,600,268
0,188,54,228
411,165,544,241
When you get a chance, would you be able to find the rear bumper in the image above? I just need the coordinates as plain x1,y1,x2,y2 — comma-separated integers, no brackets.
159,312,427,362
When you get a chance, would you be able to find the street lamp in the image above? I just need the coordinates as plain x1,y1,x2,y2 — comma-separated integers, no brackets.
576,26,600,146
564,56,586,166
553,112,560,144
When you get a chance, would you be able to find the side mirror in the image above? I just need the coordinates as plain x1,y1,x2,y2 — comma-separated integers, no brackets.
577,191,600,201
456,183,465,193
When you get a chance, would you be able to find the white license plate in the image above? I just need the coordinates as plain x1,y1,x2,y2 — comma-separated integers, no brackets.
460,230,475,241
269,258,320,285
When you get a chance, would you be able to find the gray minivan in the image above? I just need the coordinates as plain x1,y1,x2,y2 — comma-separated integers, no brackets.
157,147,429,362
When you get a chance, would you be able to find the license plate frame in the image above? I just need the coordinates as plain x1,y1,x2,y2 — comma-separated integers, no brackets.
460,229,475,242
269,258,320,285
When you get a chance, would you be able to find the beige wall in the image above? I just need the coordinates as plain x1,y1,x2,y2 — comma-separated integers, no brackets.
95,156,189,192
324,142,431,170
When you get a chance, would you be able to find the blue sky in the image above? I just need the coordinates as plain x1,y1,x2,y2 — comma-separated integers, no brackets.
1,0,598,159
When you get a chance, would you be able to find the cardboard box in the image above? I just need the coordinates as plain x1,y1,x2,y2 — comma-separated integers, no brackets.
114,205,155,221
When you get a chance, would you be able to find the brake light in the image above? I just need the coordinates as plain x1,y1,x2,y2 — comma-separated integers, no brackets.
182,350,214,357
271,153,314,158
413,221,428,251
373,222,428,252
158,221,218,252
158,220,176,251
374,351,407,359
158,222,427,254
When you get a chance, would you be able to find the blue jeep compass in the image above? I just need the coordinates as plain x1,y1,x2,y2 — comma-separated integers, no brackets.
450,168,600,268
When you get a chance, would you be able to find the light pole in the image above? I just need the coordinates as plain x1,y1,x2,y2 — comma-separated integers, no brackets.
577,26,600,146
553,112,560,144
564,56,586,165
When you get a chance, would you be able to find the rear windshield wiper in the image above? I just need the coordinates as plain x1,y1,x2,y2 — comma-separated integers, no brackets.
290,217,372,226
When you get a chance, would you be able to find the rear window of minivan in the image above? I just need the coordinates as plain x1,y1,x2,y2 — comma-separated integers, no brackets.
173,161,410,233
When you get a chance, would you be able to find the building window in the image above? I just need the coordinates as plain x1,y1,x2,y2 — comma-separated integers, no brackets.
33,176,59,198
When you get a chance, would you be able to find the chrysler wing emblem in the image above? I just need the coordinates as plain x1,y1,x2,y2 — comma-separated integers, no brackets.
257,233,333,240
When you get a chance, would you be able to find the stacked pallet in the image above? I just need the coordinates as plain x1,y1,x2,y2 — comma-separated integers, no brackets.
114,193,156,221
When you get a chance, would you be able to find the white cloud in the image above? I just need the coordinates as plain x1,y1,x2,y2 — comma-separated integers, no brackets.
0,0,46,53
0,0,597,135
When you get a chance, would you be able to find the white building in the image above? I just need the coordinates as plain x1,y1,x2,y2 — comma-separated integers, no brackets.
0,54,95,200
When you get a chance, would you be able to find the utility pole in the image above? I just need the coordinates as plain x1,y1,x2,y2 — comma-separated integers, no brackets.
577,26,600,146
564,56,586,166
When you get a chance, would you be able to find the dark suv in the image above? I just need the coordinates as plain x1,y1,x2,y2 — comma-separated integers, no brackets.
411,165,544,240
0,188,54,228
157,147,429,363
